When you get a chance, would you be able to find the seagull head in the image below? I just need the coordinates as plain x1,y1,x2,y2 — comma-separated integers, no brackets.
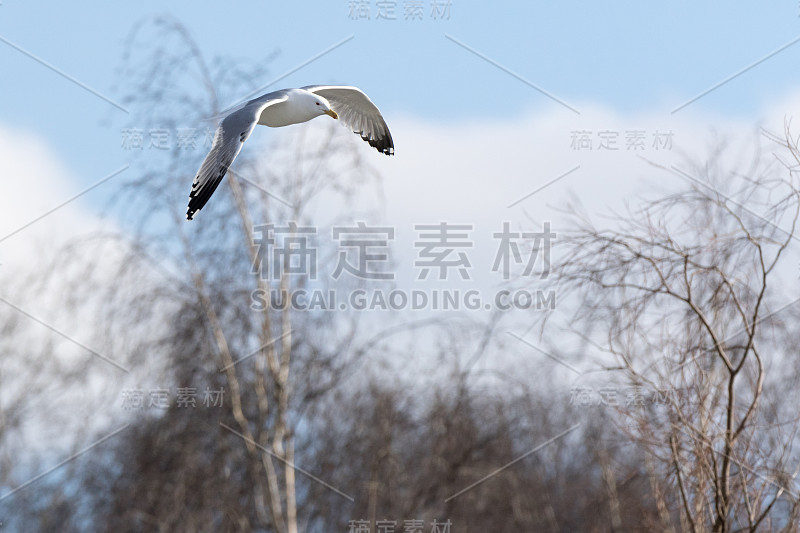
309,94,338,120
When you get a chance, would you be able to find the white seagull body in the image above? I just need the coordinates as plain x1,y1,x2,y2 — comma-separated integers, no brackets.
186,85,394,220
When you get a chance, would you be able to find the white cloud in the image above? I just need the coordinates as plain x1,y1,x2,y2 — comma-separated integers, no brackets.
0,126,101,275
0,126,173,467
293,93,800,379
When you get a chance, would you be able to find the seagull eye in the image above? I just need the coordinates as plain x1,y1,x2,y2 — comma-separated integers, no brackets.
316,102,320,105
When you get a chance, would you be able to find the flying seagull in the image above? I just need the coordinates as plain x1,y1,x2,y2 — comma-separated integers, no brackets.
186,85,394,220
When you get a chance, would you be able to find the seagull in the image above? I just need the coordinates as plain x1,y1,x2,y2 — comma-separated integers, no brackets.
186,85,394,220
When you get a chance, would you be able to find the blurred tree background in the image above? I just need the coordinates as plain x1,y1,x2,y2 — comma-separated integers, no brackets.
2,16,800,533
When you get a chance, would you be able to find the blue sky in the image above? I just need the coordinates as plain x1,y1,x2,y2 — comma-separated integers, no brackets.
1,1,800,206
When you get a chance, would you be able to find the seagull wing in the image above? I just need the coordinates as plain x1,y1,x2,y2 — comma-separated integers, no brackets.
186,95,288,220
303,85,394,155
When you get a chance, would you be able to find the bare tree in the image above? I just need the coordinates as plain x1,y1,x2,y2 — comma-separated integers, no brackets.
546,125,800,532
78,15,387,532
301,331,665,533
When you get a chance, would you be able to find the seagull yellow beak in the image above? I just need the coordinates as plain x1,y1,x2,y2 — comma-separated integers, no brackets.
324,109,338,120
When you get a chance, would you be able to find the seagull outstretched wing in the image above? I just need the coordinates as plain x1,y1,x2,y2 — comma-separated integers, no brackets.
186,95,288,220
303,85,394,155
